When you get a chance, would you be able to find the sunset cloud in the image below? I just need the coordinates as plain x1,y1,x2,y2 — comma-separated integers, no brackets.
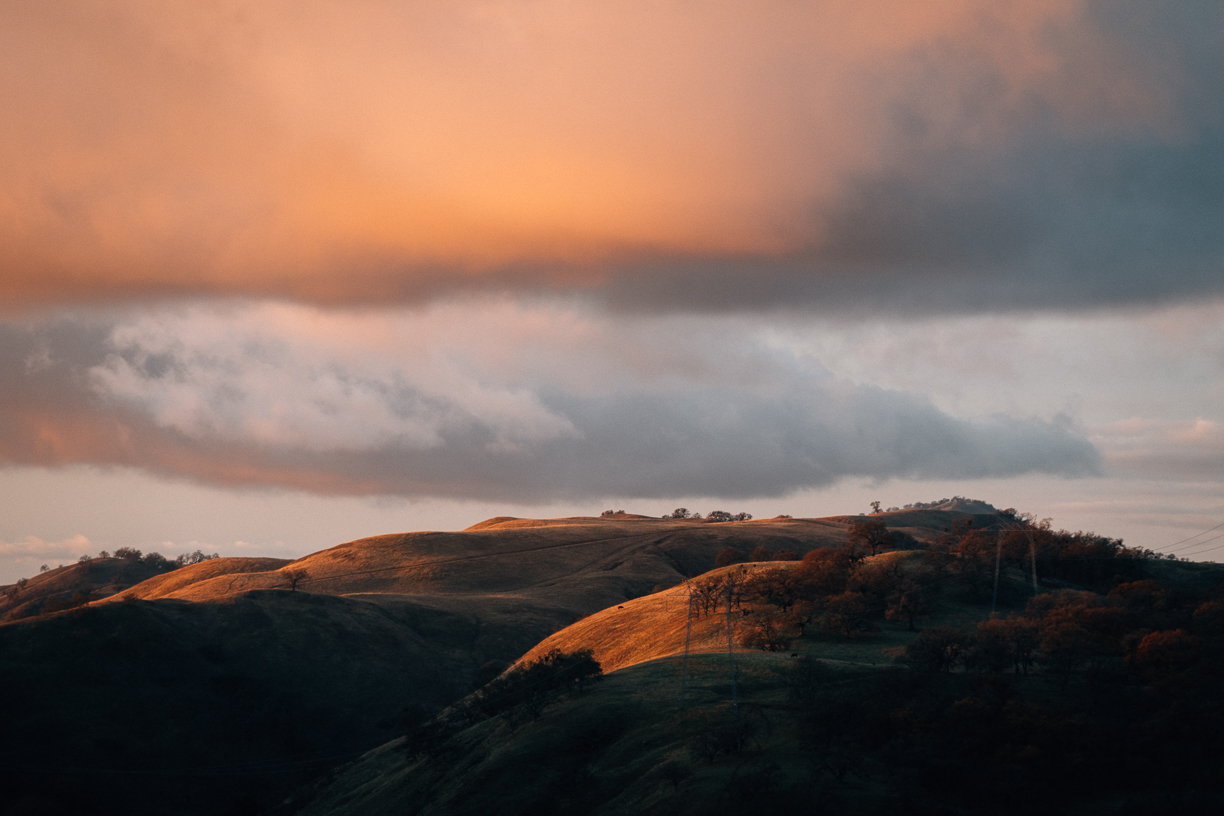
1097,417,1224,481
0,303,1100,500
0,534,93,560
1,2,1220,579
2,1,1219,313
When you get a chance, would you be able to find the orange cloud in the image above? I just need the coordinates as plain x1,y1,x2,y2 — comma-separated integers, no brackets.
0,1,1202,310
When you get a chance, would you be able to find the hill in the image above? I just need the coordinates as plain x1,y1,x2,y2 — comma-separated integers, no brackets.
0,556,192,622
107,515,852,607
0,512,874,816
289,533,1224,816
511,562,797,675
824,506,1007,533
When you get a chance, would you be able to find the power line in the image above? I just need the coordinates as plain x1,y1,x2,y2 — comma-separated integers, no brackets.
1164,531,1224,558
1159,518,1224,552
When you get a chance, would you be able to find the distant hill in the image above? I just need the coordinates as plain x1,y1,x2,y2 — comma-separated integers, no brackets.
0,556,184,622
108,514,853,612
825,503,1008,533
0,508,1074,815
927,497,999,513
291,526,1224,816
0,512,866,816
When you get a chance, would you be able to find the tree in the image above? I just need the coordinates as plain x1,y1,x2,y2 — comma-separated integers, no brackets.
870,501,882,514
114,547,142,561
6,578,28,599
949,529,1003,597
743,568,806,613
695,570,749,613
884,580,932,631
999,616,1041,675
142,552,171,569
669,508,691,519
470,648,603,721
820,592,876,638
901,625,969,672
175,550,220,567
749,545,773,562
715,546,745,567
965,618,1014,673
1193,600,1224,639
848,519,891,557
1126,629,1201,687
283,568,308,592
691,578,723,616
794,548,853,596
739,607,792,652
707,510,733,522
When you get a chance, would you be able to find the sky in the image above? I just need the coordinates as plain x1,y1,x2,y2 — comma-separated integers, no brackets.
2,1,1222,583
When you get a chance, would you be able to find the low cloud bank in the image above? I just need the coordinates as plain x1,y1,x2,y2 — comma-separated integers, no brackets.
1097,417,1224,481
0,306,1100,500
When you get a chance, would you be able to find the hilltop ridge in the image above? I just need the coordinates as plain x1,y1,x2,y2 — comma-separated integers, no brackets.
0,504,1030,816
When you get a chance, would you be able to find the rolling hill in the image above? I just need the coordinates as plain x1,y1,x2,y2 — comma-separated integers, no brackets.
287,527,1224,816
0,555,207,622
2,511,923,816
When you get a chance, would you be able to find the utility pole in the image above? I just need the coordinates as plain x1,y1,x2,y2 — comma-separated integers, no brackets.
1028,533,1039,595
991,536,1002,614
679,583,694,710
1001,518,1041,598
725,579,738,715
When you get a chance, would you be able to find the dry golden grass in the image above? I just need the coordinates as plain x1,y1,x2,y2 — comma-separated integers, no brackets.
102,556,294,602
515,550,981,675
515,563,787,674
0,509,1001,816
107,514,856,609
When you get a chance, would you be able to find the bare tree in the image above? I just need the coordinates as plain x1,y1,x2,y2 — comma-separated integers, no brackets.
848,519,892,557
283,568,308,592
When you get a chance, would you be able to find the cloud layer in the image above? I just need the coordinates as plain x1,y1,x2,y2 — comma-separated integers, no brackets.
0,303,1100,500
1097,417,1224,482
2,1,1220,314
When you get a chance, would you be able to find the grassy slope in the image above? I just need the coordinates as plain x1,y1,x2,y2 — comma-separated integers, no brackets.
1,512,894,816
291,548,1224,816
514,554,978,675
292,654,826,816
0,589,485,816
111,516,853,605
0,557,185,622
290,548,1021,816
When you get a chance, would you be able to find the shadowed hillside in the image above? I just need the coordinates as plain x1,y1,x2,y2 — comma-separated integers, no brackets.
289,515,1224,816
0,556,203,622
0,512,878,816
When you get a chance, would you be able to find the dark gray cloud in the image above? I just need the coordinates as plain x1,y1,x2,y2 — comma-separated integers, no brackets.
597,2,1224,316
0,315,1101,501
